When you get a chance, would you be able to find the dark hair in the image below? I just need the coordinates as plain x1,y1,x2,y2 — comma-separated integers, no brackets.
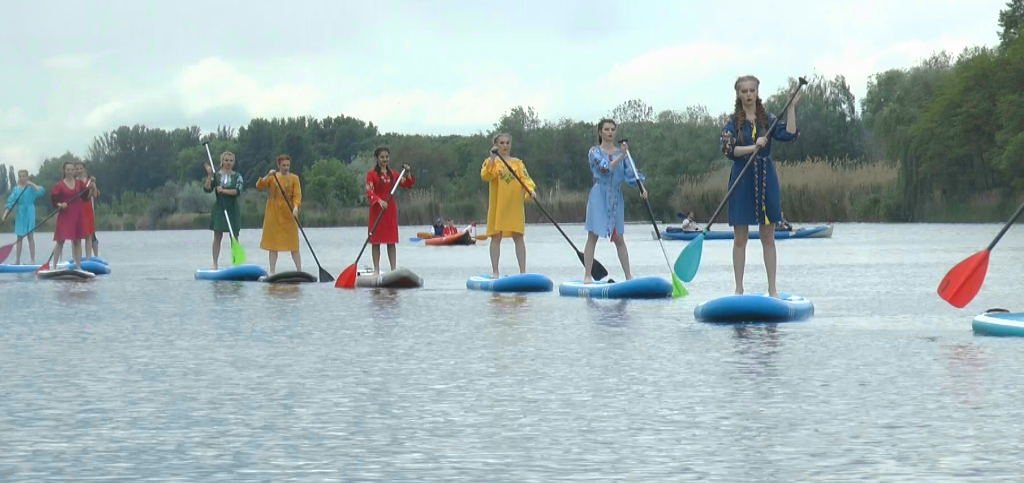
732,76,769,144
17,169,28,177
74,161,85,167
62,161,75,176
373,146,391,180
276,154,290,165
596,118,616,144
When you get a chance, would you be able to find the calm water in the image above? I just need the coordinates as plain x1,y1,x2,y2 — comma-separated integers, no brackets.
2,222,1023,481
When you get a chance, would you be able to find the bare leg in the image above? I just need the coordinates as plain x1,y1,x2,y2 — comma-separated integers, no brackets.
71,240,82,270
583,232,599,284
91,235,99,258
269,251,278,275
511,233,527,274
15,238,23,265
291,250,302,272
386,244,397,271
733,225,749,295
84,236,93,260
371,244,381,276
27,233,35,264
489,233,502,278
212,231,223,269
759,223,778,298
612,233,633,280
53,241,65,266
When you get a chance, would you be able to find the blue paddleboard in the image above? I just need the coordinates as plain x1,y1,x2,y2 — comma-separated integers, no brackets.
0,263,42,273
466,273,553,293
972,310,1024,337
195,264,268,281
558,276,672,299
694,293,814,323
57,260,111,275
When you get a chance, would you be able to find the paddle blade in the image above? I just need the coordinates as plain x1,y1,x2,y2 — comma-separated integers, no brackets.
674,233,705,283
335,264,358,288
35,261,50,273
318,266,335,283
938,250,990,308
0,243,12,265
671,273,688,298
409,237,424,242
575,250,610,280
230,237,246,266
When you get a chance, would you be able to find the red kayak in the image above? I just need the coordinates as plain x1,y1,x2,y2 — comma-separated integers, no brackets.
424,230,475,246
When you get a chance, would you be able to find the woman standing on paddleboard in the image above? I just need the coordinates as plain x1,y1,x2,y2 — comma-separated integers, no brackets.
50,161,89,270
719,75,801,297
255,154,303,276
482,133,536,279
203,150,243,269
2,170,45,264
365,147,414,276
582,119,646,284
74,161,100,260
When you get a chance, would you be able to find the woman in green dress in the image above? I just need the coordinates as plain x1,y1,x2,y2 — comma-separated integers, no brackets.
203,151,243,269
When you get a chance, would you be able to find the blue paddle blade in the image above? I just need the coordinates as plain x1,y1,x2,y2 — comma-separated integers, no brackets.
674,232,704,283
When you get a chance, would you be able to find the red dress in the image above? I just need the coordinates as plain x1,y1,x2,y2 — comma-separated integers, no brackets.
366,168,415,244
51,179,88,242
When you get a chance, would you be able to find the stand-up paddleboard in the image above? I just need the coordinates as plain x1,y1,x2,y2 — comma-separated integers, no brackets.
86,256,109,265
57,260,111,275
694,293,814,323
972,310,1024,337
558,276,672,299
0,263,43,274
36,268,96,280
194,264,268,281
260,271,317,284
355,267,423,289
466,273,553,293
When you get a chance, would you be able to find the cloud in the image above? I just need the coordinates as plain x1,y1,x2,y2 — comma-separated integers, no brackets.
176,57,322,119
0,145,35,166
42,53,98,70
82,100,127,129
2,108,27,128
601,43,748,92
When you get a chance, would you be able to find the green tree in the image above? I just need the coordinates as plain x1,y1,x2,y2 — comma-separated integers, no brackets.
999,0,1024,48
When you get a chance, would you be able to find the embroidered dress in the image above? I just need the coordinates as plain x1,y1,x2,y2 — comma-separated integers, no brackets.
719,112,799,226
366,168,415,244
584,146,643,239
204,171,243,237
481,157,535,237
255,173,302,251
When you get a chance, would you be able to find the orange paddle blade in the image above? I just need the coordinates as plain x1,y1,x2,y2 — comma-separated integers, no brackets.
0,243,12,265
937,250,990,308
35,261,50,273
335,264,358,289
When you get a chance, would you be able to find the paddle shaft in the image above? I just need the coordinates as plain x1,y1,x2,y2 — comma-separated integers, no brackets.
622,152,675,265
203,142,240,241
491,151,581,252
985,198,1024,251
702,78,808,232
351,168,408,265
269,172,328,273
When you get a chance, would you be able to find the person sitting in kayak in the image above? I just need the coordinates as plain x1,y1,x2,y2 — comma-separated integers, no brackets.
442,219,458,236
775,211,793,231
680,211,701,232
432,218,444,236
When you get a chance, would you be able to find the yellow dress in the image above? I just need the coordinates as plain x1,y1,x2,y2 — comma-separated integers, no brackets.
255,173,302,251
481,156,535,237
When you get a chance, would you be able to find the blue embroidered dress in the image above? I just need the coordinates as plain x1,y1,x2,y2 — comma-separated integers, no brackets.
584,146,644,238
719,112,799,226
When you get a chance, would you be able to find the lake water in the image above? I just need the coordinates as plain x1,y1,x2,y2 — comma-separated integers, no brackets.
2,222,1023,481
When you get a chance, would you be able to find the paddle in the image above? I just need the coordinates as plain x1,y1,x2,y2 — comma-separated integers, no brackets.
0,186,29,263
203,142,246,266
269,172,333,282
938,198,1024,308
621,146,688,298
674,76,808,283
491,150,609,281
335,167,408,289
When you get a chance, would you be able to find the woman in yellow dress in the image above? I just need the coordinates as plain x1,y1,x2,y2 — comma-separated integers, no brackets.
255,154,302,275
481,133,537,279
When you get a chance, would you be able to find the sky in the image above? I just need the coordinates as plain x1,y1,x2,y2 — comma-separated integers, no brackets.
0,0,1008,171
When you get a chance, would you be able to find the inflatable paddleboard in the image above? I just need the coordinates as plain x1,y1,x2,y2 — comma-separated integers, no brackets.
194,264,268,281
558,276,672,299
36,268,95,280
0,263,43,274
694,293,814,323
260,271,317,284
355,267,423,288
972,310,1024,337
660,225,833,241
56,260,111,275
466,273,553,293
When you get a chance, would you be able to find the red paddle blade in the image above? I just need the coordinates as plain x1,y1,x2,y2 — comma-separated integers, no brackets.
0,243,12,265
35,261,50,273
938,250,990,308
335,264,358,289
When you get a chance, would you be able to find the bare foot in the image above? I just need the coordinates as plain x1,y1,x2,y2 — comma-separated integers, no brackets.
769,291,780,299
490,273,499,279
372,271,380,277
735,288,744,295
583,277,593,284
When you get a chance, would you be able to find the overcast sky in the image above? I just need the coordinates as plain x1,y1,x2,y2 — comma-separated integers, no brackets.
0,0,1006,171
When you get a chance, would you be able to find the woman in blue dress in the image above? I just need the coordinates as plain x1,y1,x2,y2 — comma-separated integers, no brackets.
2,170,46,264
719,75,802,298
582,118,647,283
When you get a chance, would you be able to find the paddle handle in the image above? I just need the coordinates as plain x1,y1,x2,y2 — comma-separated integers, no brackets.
203,142,239,240
987,197,1024,251
491,151,582,252
352,168,408,264
703,77,808,232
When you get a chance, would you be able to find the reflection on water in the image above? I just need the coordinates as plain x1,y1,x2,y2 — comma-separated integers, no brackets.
265,283,303,301
587,298,631,328
730,324,784,376
210,281,245,300
54,284,97,305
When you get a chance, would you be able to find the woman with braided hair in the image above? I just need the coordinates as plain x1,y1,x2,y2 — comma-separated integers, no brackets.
719,75,802,298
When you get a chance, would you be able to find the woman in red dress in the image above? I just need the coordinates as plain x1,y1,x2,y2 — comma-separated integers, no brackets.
365,147,414,276
50,161,90,270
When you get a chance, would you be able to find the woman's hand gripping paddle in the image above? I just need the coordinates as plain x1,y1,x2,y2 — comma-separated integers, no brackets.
336,168,408,288
270,173,333,282
0,186,29,264
203,142,246,266
621,147,687,298
938,198,1024,308
491,150,609,281
674,76,808,283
